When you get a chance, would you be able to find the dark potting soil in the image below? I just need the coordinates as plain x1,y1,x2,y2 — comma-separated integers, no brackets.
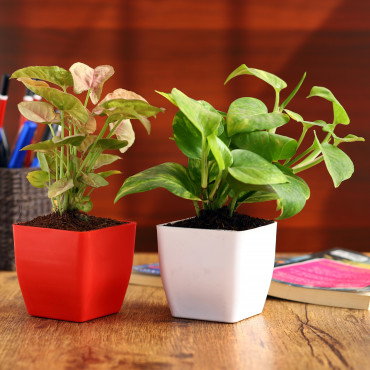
19,211,125,231
166,207,273,231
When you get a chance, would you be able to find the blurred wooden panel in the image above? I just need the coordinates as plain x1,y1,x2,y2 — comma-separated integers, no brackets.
0,0,369,252
1,0,369,31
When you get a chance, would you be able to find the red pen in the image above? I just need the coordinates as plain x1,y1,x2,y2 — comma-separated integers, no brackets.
0,74,10,167
11,88,34,166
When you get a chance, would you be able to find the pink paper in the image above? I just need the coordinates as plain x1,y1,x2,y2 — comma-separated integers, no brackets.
272,258,370,288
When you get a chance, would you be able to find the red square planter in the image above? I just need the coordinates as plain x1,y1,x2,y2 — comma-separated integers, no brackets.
13,221,136,322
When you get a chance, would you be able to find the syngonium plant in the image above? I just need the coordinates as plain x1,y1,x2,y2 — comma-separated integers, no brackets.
115,65,364,219
11,63,163,214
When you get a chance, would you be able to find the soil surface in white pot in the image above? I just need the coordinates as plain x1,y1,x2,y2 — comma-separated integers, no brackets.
166,207,273,231
18,211,125,231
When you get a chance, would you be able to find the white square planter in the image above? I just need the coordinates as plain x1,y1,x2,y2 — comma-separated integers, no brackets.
157,221,277,323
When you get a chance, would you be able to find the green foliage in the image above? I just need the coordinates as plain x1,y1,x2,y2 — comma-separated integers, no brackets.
116,163,200,201
12,62,163,214
115,65,364,219
226,98,289,136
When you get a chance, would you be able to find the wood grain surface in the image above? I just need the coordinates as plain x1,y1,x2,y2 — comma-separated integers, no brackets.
0,253,369,369
0,0,369,253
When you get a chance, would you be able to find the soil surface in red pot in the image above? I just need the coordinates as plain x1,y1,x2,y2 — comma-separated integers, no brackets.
166,207,273,231
19,211,124,231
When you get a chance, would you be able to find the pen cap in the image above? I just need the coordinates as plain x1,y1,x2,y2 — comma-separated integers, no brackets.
0,74,10,96
0,128,10,167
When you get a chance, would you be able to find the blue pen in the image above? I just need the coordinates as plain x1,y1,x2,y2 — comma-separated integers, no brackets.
8,120,37,168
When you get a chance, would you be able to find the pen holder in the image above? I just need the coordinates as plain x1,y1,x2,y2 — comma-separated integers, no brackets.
0,167,51,270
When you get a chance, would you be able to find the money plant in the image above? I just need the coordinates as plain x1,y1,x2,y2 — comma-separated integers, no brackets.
115,65,364,219
11,63,163,214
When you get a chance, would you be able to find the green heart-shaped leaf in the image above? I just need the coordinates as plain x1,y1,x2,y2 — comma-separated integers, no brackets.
115,162,200,202
232,131,298,162
11,66,73,89
48,178,74,198
76,200,93,213
22,140,55,152
173,111,203,159
79,173,109,188
171,89,222,138
102,99,164,118
98,170,122,179
92,154,122,170
36,153,49,172
315,133,354,187
265,166,310,219
227,97,289,136
228,149,288,185
94,138,128,151
225,64,287,91
307,86,349,125
52,134,86,147
26,170,49,188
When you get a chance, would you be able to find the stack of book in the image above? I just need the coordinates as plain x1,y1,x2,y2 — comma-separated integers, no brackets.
130,248,370,310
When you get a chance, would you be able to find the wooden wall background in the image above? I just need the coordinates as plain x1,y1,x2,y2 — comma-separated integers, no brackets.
1,0,369,252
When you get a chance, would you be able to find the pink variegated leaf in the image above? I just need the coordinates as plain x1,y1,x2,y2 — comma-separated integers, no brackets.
69,63,114,104
18,101,60,124
109,119,135,153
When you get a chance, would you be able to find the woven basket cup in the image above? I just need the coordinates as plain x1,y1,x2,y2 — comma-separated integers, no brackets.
0,168,51,270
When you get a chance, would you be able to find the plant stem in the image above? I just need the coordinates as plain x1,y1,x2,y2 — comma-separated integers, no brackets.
77,120,109,177
66,127,72,178
59,111,67,213
294,133,330,170
59,112,65,179
209,171,223,201
284,127,309,165
47,171,56,212
268,89,280,134
296,127,308,149
285,145,314,167
48,124,56,138
293,156,324,173
200,137,209,207
75,119,123,202
201,137,208,189
84,89,91,107
279,72,306,112
107,120,122,139
75,90,91,187
193,201,200,217
202,188,209,209
273,89,280,112
228,195,238,217
234,191,256,211
85,119,123,174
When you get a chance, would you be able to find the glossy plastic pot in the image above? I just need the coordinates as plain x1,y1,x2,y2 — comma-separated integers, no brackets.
157,221,277,323
13,221,136,322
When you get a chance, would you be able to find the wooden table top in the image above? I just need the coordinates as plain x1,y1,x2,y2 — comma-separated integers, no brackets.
0,253,369,369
